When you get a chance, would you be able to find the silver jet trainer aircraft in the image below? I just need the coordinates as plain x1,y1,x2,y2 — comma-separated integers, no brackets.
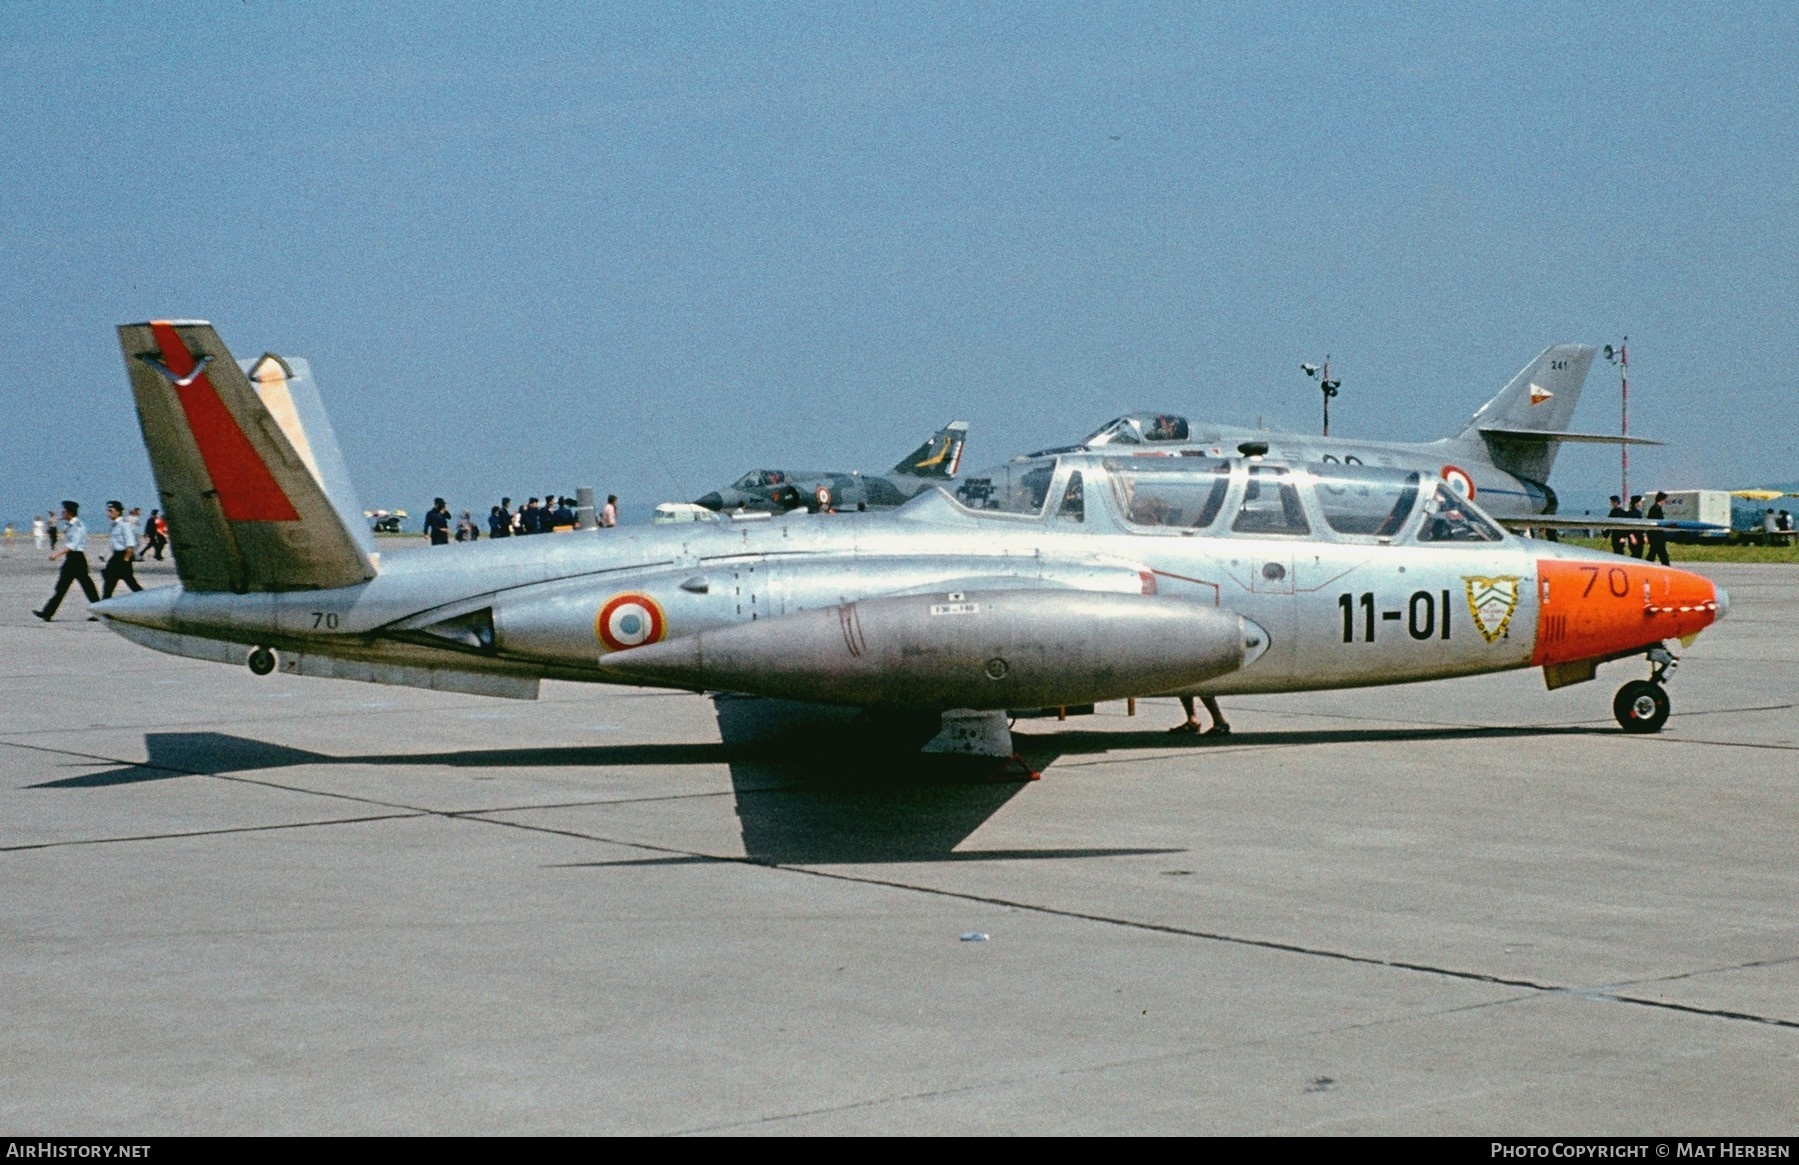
693,421,968,515
984,344,1656,519
95,322,1726,763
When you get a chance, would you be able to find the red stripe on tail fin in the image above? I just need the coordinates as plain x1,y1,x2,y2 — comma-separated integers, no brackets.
150,321,299,522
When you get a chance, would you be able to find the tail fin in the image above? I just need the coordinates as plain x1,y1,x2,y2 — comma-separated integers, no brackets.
118,321,377,592
1453,343,1597,483
891,420,968,480
240,352,377,558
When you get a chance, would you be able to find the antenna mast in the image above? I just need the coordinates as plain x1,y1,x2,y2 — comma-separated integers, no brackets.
1302,356,1342,437
1604,337,1630,500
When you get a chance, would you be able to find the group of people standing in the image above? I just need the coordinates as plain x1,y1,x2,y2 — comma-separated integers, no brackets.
422,494,620,546
1607,491,1671,565
32,500,165,622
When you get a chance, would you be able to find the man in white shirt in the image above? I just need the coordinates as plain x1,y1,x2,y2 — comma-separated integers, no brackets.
600,494,618,528
34,500,100,621
100,500,144,598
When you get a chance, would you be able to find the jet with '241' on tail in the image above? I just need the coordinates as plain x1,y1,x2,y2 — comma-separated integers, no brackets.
985,344,1657,521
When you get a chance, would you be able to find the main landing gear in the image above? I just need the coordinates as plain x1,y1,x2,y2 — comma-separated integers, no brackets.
1613,645,1676,734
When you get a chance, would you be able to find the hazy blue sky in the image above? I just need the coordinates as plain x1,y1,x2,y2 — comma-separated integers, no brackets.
3,2,1794,526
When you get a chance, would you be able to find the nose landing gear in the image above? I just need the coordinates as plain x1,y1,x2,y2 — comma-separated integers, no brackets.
1613,645,1676,733
247,646,276,676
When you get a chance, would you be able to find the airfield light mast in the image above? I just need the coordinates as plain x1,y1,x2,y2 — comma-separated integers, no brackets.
1302,357,1341,436
1604,337,1630,501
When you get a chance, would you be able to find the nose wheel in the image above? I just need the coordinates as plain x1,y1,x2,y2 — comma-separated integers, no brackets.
1613,645,1676,733
1613,681,1669,733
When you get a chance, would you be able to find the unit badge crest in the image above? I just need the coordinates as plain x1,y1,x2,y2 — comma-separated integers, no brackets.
1463,576,1521,643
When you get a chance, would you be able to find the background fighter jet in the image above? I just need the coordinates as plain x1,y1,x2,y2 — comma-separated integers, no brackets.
694,420,967,514
97,322,1725,764
981,344,1656,519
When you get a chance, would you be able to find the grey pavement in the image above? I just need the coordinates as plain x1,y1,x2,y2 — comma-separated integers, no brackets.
1,543,1794,1134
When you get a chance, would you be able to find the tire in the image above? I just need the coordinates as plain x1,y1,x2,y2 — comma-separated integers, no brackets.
247,646,276,676
1613,680,1669,733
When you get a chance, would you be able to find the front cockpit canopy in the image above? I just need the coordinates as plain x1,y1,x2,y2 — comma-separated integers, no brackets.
732,470,790,490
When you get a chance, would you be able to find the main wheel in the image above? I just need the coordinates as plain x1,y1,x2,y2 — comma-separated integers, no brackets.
1613,680,1669,733
247,646,276,676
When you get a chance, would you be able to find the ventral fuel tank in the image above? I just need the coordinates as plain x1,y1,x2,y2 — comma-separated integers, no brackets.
597,589,1267,709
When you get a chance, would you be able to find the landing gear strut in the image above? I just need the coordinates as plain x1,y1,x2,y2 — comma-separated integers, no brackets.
1613,645,1676,733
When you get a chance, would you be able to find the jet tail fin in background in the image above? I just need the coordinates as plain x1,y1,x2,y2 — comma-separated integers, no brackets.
891,420,968,480
239,352,377,558
1453,343,1598,485
118,321,377,593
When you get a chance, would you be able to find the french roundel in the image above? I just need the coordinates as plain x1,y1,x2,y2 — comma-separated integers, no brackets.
595,593,666,652
1441,464,1476,499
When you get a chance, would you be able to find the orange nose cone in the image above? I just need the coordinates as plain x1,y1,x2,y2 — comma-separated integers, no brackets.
1532,559,1721,668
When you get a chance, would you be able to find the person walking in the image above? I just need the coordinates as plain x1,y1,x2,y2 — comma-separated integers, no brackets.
32,514,46,550
34,501,100,621
1168,694,1230,737
600,494,618,528
1626,495,1646,558
1644,491,1671,565
147,509,167,559
100,500,144,598
1606,496,1628,555
424,498,452,545
45,511,58,551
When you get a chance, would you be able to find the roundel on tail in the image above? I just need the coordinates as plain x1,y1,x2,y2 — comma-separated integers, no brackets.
596,593,667,652
1441,464,1476,499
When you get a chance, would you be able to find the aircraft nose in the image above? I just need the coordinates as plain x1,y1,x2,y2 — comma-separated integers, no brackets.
694,492,725,511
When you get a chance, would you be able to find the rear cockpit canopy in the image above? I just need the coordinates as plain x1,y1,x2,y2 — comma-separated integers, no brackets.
733,470,790,489
1083,413,1193,446
937,454,1505,546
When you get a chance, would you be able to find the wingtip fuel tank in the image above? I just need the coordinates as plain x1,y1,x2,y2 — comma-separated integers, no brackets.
597,589,1268,710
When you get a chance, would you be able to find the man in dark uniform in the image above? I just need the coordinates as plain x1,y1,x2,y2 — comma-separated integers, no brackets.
1644,491,1671,565
1607,495,1628,555
100,500,144,598
424,498,452,545
1626,495,1646,558
34,501,100,621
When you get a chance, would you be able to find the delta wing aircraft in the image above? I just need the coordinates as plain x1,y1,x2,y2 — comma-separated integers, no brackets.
984,344,1657,520
694,421,968,514
96,322,1726,763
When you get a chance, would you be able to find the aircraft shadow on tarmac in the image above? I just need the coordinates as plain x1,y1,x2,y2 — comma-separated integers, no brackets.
29,710,1608,865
